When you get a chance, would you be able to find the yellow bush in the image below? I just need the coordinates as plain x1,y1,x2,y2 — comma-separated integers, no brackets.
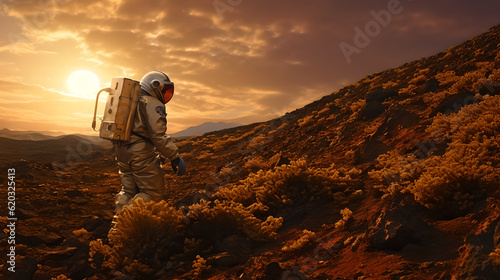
217,159,360,208
89,239,118,270
436,71,460,87
282,229,317,252
89,198,185,276
369,151,423,196
335,208,353,229
490,248,500,265
450,71,484,94
243,156,273,171
186,199,283,241
370,95,500,215
408,68,430,85
192,255,210,278
350,99,366,113
382,81,398,89
298,115,314,127
411,96,500,213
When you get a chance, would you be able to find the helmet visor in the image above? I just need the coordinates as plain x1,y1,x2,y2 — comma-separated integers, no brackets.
162,84,174,103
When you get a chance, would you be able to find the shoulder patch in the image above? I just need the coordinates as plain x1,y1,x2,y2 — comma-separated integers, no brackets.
155,106,166,117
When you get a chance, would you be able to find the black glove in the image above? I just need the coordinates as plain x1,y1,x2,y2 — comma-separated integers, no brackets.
171,156,186,176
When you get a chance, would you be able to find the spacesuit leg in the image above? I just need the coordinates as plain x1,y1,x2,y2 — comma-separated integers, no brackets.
115,161,139,212
130,153,166,203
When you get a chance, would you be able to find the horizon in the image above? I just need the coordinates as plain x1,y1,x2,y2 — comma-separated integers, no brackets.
0,120,244,137
1,1,499,135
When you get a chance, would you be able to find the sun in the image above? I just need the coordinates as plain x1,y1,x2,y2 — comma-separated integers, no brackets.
66,70,100,98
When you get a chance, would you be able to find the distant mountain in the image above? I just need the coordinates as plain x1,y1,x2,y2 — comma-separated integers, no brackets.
0,128,111,147
170,122,242,138
0,134,112,165
0,128,59,141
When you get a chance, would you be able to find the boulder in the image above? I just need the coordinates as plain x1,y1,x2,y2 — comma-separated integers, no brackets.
455,218,500,279
366,89,397,103
369,198,431,251
12,257,38,280
361,101,386,121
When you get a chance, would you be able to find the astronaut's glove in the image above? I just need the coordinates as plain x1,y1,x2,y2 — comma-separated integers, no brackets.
171,156,186,176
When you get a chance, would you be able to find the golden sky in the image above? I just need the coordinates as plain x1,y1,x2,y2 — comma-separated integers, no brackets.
0,0,499,135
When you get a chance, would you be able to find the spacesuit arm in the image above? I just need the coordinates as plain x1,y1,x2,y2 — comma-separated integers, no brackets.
140,99,179,161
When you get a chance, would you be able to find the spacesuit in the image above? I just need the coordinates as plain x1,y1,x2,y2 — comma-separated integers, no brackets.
114,71,186,212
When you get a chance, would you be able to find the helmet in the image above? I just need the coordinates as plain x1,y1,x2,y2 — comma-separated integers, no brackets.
140,71,175,104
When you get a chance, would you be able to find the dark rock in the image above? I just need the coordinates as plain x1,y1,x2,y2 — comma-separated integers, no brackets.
310,273,332,280
494,221,500,248
369,198,430,251
456,244,500,280
383,109,420,133
211,252,239,266
44,260,67,268
455,218,500,279
424,78,440,93
18,231,63,246
61,236,87,248
39,232,64,245
11,257,37,280
83,215,111,235
69,260,97,280
361,101,386,120
45,225,60,233
353,270,364,279
366,89,397,103
42,246,78,262
436,271,452,280
216,235,251,265
274,154,291,168
66,190,84,198
431,92,477,117
30,198,48,209
32,270,52,280
359,140,391,164
477,83,500,96
72,197,89,205
265,262,283,279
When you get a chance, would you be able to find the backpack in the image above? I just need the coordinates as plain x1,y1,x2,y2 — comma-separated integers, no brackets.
92,78,141,142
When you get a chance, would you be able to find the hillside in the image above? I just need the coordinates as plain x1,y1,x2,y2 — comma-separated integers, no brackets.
170,122,242,138
1,24,500,279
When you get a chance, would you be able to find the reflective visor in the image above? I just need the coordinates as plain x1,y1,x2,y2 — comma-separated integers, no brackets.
162,84,174,103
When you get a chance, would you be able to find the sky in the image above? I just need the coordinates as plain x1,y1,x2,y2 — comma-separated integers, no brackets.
0,0,499,135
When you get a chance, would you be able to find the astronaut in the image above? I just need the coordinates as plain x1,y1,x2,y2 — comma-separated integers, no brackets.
114,71,186,212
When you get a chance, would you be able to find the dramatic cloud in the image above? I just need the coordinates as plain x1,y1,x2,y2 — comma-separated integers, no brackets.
0,0,499,134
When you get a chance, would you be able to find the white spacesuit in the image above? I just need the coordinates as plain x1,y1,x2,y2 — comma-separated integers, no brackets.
114,71,186,212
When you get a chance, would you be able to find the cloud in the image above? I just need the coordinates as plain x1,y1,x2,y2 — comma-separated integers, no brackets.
1,0,500,134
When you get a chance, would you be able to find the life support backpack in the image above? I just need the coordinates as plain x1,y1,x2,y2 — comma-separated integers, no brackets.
92,78,141,142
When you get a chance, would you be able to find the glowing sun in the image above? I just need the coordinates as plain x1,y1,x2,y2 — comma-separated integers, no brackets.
67,70,100,98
